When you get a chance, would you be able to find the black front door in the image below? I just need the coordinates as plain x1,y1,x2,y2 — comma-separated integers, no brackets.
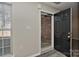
54,8,71,57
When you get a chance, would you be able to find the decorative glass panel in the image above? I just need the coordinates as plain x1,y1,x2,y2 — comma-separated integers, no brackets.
4,47,10,55
0,31,2,37
0,4,3,12
0,3,11,56
0,15,3,29
4,22,11,29
0,48,2,56
0,39,2,47
4,4,11,14
4,39,10,47
4,4,11,29
3,31,11,37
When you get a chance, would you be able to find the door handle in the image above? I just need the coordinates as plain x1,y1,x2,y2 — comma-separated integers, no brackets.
68,36,71,38
67,32,72,39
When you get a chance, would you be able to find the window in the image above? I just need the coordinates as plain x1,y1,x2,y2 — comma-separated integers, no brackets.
0,3,11,56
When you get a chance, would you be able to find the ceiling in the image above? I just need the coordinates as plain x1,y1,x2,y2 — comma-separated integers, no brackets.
42,2,78,10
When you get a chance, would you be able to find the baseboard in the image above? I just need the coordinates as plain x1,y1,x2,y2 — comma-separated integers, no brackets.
29,52,40,57
2,54,14,57
41,46,53,54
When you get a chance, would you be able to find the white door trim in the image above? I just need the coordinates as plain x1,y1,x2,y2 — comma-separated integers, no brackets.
39,9,54,54
70,8,73,57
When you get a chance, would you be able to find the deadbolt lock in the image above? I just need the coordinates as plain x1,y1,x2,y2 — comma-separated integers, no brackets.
68,32,70,34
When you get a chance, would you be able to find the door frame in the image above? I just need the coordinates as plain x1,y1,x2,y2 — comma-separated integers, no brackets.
39,8,72,56
70,8,73,57
39,10,54,54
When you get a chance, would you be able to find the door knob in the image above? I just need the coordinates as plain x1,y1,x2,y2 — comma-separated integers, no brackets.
68,36,71,38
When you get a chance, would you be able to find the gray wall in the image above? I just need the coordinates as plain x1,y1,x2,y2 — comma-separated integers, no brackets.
71,3,78,39
12,2,57,57
12,2,40,57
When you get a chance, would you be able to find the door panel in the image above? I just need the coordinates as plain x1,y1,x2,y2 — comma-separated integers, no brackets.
54,8,71,56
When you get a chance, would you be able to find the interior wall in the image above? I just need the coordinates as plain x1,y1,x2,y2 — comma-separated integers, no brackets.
12,2,40,57
72,3,79,56
12,2,57,57
70,3,78,39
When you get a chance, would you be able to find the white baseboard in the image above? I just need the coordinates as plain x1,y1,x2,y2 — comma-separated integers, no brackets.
29,52,40,57
41,46,53,54
2,54,14,57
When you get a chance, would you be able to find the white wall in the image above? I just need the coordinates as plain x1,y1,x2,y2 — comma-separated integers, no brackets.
12,2,57,57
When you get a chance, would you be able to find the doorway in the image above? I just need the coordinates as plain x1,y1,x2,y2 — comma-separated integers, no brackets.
41,12,53,53
54,8,72,57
